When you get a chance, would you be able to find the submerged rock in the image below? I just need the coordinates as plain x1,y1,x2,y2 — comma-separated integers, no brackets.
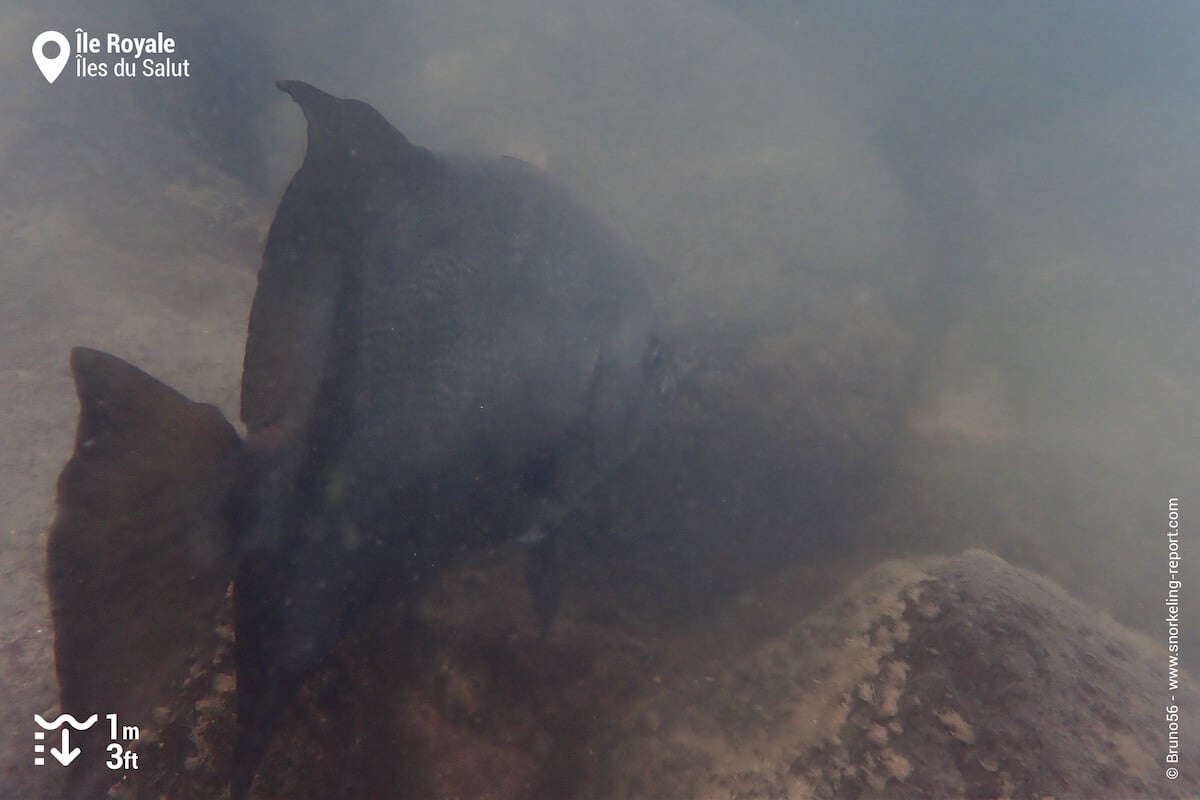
109,550,1194,798
607,550,1196,800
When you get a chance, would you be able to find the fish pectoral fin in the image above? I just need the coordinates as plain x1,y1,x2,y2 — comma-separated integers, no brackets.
48,346,244,795
521,528,562,639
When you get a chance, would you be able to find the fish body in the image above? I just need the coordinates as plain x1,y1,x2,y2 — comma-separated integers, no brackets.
47,81,672,799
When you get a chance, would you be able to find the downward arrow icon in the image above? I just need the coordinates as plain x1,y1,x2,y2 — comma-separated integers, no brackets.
51,728,80,766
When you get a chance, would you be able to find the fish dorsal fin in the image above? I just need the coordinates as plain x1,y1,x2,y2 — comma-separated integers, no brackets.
275,80,434,173
241,81,437,435
48,347,242,799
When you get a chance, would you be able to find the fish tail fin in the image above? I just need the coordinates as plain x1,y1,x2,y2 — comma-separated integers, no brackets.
48,347,245,798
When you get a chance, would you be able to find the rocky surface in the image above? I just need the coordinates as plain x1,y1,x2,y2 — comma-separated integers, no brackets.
88,549,1193,799
608,550,1195,800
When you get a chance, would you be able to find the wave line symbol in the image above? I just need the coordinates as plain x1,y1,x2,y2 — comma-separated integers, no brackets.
34,713,98,731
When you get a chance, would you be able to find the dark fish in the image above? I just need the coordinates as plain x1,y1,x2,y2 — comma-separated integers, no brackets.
47,80,673,799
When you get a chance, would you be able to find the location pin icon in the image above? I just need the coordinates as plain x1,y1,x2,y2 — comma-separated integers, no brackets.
32,31,70,84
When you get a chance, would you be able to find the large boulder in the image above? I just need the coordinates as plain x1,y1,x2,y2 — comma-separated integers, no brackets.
105,549,1192,799
608,550,1195,799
